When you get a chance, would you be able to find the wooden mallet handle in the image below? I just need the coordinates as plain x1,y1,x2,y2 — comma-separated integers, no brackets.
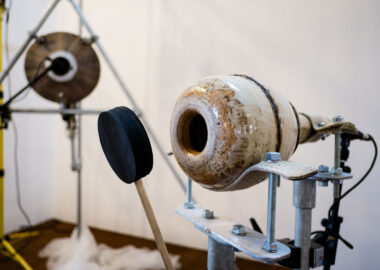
98,107,174,270
135,179,174,270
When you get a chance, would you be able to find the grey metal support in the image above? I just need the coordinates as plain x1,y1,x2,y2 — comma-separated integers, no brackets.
77,0,84,239
332,116,344,199
293,179,316,270
263,152,281,253
207,236,235,270
0,0,61,84
184,177,194,209
11,107,103,115
69,120,82,238
69,0,186,193
76,127,82,238
77,107,82,239
264,172,279,252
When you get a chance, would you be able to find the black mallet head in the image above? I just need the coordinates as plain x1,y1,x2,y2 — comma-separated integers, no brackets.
97,106,153,183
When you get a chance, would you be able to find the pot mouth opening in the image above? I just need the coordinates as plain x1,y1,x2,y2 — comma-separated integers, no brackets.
177,110,208,155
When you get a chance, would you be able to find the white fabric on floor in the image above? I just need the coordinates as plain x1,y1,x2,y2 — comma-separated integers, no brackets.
39,226,181,270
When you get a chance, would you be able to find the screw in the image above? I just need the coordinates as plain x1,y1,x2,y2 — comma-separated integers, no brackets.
317,122,326,127
232,224,246,236
203,209,214,219
265,152,281,162
333,116,344,123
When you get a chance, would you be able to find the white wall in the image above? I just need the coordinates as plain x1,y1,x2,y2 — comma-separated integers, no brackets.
4,1,380,269
3,0,61,233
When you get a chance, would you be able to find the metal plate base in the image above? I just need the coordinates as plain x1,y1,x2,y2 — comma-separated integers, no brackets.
175,204,291,264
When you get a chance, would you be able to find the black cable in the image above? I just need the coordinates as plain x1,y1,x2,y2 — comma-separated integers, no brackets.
10,58,46,105
328,135,377,217
11,120,32,227
1,0,33,231
339,135,377,200
2,66,52,109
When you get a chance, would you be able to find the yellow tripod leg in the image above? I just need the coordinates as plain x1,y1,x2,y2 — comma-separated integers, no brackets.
1,239,33,270
8,231,39,240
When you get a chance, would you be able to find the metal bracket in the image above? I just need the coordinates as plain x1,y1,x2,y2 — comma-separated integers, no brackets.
175,204,291,264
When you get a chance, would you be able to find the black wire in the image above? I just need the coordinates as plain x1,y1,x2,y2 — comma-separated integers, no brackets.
11,120,32,227
328,135,377,217
10,58,46,105
2,0,33,231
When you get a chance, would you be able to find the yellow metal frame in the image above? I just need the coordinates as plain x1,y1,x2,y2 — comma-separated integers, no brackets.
0,2,37,269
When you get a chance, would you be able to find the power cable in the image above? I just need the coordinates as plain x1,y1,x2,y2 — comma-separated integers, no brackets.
3,0,32,228
328,135,377,217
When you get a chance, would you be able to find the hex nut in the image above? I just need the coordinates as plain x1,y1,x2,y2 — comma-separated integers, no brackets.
331,167,342,175
203,209,214,219
184,201,194,209
318,165,329,173
232,224,246,236
332,115,344,123
263,241,278,253
265,152,281,162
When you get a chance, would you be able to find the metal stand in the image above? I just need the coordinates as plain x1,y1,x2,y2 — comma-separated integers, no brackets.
207,236,235,270
293,179,316,270
0,0,188,241
279,116,352,270
0,0,61,84
67,0,186,192
69,111,82,237
262,152,282,253
0,0,186,193
175,152,320,269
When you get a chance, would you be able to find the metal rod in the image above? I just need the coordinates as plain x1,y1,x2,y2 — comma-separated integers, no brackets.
184,177,194,209
295,208,312,270
69,123,82,237
0,0,61,84
264,173,278,252
293,180,316,270
10,107,103,115
77,105,82,238
77,0,84,238
207,236,235,270
69,0,186,193
332,116,344,199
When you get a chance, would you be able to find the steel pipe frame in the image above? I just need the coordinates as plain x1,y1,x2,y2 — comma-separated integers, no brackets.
1,0,186,238
68,0,186,192
293,179,316,270
10,107,102,115
207,236,235,270
0,0,185,193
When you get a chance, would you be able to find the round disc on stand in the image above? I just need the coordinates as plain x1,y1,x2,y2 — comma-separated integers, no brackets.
24,32,100,104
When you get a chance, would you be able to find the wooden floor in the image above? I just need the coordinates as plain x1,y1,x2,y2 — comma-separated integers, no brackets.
0,219,288,269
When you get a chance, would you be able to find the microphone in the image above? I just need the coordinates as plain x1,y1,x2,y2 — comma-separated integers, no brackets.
170,75,360,191
50,57,71,76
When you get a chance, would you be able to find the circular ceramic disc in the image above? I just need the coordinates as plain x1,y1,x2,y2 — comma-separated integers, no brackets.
98,107,153,184
24,32,100,104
